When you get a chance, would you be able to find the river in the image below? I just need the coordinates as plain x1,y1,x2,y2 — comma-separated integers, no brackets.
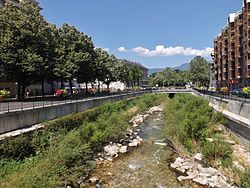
86,112,192,188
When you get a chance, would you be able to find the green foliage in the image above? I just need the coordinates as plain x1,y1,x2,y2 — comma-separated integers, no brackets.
163,94,227,154
221,87,228,93
189,56,210,87
0,94,166,186
0,135,35,161
0,90,9,98
240,169,250,188
201,134,233,166
242,87,250,94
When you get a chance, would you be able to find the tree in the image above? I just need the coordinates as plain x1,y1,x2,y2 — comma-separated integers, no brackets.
94,48,109,92
0,0,56,99
189,56,210,87
116,60,132,87
102,54,118,92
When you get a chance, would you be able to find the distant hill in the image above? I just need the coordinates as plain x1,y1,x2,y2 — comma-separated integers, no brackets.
173,63,190,71
149,63,190,75
148,68,164,75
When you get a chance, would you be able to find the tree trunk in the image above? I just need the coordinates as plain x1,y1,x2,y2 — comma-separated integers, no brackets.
21,82,25,99
60,80,64,89
17,81,21,100
98,80,100,93
85,82,88,93
69,79,73,96
107,83,110,93
41,79,45,98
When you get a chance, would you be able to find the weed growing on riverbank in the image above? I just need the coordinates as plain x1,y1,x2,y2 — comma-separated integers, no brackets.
163,94,232,162
0,93,167,187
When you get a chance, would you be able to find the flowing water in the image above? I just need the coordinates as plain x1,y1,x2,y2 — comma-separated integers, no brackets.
88,112,191,188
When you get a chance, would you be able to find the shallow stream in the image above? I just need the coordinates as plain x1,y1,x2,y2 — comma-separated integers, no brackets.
87,112,192,188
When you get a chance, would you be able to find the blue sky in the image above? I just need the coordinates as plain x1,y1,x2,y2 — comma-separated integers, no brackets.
39,0,241,68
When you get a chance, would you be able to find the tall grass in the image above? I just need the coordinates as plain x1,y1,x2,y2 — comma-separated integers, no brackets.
162,94,232,164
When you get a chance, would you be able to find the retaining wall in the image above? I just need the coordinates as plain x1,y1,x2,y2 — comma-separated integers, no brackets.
0,92,146,134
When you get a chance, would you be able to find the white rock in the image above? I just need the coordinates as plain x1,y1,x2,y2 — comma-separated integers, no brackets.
133,123,139,128
233,161,245,171
194,153,203,162
104,145,120,156
89,177,99,183
119,146,128,153
129,142,138,147
193,177,209,185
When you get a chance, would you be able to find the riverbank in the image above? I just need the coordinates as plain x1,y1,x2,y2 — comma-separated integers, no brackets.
162,93,250,188
0,94,167,187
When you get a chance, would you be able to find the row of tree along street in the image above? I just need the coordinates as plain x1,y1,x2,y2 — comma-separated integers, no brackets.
0,1,144,99
149,56,210,88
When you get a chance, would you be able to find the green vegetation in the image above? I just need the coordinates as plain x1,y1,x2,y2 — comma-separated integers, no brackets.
243,87,250,94
0,94,166,187
149,56,210,87
163,94,231,163
0,1,143,99
163,93,250,187
0,90,9,99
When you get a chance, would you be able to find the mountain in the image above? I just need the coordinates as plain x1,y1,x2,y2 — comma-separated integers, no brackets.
148,63,190,75
148,68,164,75
172,63,190,71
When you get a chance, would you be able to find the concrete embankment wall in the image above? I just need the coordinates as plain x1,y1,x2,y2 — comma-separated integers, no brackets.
0,92,147,134
195,93,250,120
193,92,250,140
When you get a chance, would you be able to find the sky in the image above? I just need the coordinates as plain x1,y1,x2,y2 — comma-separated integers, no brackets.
39,0,242,69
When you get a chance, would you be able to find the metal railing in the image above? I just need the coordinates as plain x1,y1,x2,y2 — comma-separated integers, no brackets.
0,91,149,114
193,89,250,103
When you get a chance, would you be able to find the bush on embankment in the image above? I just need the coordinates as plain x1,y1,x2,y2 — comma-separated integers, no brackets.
163,94,232,164
0,93,167,187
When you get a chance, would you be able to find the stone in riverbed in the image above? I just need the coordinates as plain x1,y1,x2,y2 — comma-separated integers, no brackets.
104,145,119,157
194,153,203,162
119,146,128,153
193,177,209,185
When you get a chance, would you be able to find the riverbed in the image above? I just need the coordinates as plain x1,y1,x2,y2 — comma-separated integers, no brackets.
86,112,191,188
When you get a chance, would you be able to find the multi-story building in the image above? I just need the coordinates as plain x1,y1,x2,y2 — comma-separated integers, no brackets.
214,0,250,90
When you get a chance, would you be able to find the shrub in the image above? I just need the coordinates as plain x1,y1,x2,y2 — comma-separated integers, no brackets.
240,169,250,188
220,87,228,93
201,134,233,166
163,94,227,154
242,87,250,94
0,90,9,99
54,89,68,97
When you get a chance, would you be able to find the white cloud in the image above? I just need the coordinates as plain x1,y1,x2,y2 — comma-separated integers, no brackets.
95,47,110,52
118,47,128,52
102,48,110,52
131,45,213,57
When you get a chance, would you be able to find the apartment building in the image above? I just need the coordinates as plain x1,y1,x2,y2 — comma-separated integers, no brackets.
214,0,250,90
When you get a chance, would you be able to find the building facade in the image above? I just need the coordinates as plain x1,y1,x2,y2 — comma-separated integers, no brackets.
123,59,149,87
214,0,250,90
